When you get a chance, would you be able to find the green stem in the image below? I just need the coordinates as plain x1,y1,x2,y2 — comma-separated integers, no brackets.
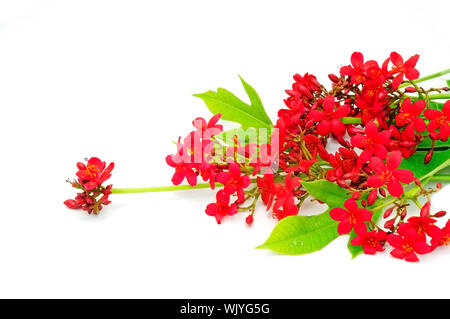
111,182,221,194
399,68,450,88
341,117,362,124
427,93,450,100
428,175,450,182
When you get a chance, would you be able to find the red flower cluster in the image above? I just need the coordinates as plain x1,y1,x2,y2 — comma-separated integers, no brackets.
64,157,114,214
163,51,450,261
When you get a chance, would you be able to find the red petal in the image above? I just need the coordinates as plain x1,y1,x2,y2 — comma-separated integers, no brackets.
329,207,347,221
351,52,364,67
393,169,414,184
367,175,384,188
390,52,404,67
386,151,402,170
369,157,386,173
387,178,403,197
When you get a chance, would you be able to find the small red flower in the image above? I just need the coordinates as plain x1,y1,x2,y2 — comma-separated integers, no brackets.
389,52,420,89
216,163,251,203
272,173,301,220
431,219,450,247
367,151,414,197
424,100,450,142
351,230,387,255
329,198,372,235
165,140,198,186
257,172,277,210
192,113,223,140
351,121,391,165
340,52,379,85
76,157,114,191
307,96,350,137
205,190,238,224
387,229,431,262
398,202,442,242
395,98,426,133
65,157,114,214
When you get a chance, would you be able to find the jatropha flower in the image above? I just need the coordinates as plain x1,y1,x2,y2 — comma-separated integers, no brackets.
389,52,420,89
330,198,372,235
65,52,450,263
350,121,391,165
425,100,450,141
307,96,350,137
387,229,431,262
366,151,414,197
395,98,426,133
397,202,442,242
205,190,238,224
351,230,387,255
64,157,114,214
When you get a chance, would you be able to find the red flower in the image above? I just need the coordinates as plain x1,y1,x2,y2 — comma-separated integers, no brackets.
192,113,223,140
326,148,360,188
216,163,251,203
387,229,431,262
351,121,391,165
351,230,387,255
367,151,414,197
272,173,301,220
257,172,277,210
329,198,372,235
165,140,198,186
395,98,426,133
76,157,115,191
397,202,442,242
432,219,450,247
308,96,350,137
424,100,450,142
389,52,420,89
65,158,114,214
340,52,379,85
205,190,238,224
388,125,417,158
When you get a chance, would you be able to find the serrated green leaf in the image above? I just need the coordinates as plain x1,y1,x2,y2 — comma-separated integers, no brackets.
257,180,350,255
399,149,450,181
194,77,273,130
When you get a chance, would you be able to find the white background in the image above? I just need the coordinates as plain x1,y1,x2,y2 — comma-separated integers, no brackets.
0,0,449,298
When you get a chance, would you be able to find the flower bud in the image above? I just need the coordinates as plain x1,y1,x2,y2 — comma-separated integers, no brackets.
328,73,339,83
384,218,395,230
245,215,254,225
434,210,447,218
436,182,442,189
361,200,367,207
424,149,434,164
405,86,417,93
368,190,377,206
383,207,394,219
379,188,386,197
352,192,361,200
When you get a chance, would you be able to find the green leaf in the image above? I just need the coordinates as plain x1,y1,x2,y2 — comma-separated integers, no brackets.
301,180,351,207
257,180,350,255
399,149,450,181
194,76,273,130
256,211,339,255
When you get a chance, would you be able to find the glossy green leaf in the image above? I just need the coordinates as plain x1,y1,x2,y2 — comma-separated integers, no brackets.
399,149,450,181
257,180,349,255
256,211,339,255
194,77,273,129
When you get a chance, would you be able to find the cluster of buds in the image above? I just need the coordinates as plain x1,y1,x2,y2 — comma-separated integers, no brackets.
64,157,114,214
